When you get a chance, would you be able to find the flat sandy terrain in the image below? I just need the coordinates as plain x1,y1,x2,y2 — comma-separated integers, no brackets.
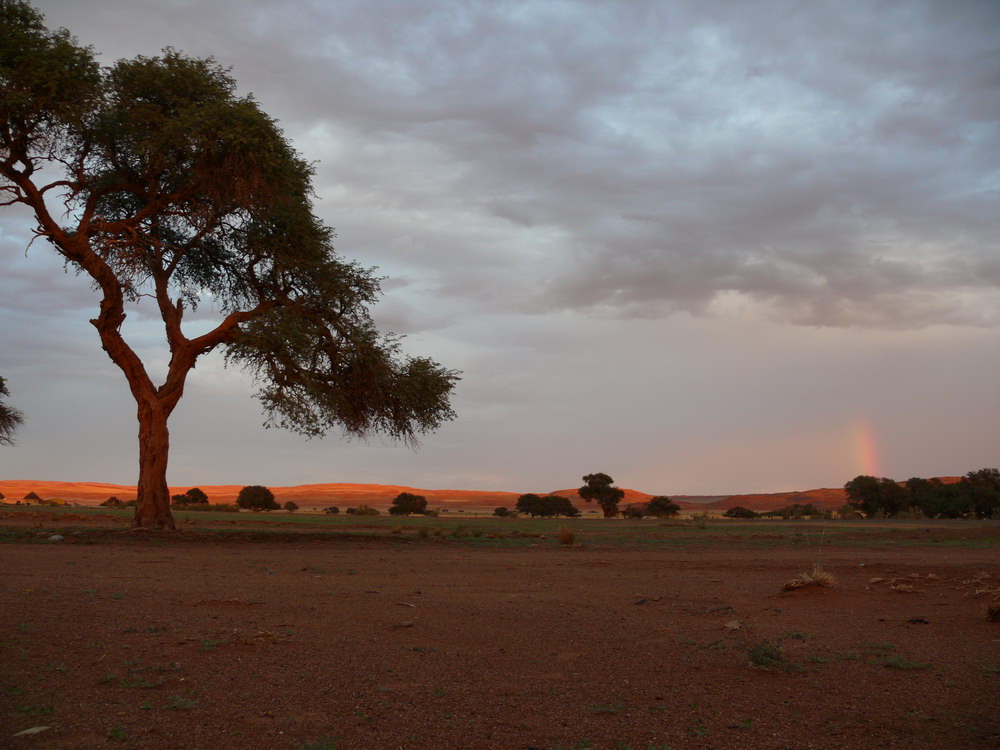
2,512,998,749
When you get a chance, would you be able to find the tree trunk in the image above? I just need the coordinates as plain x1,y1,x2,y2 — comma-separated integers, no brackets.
133,401,176,530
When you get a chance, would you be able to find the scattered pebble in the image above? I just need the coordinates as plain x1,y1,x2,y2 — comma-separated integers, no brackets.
47,534,64,542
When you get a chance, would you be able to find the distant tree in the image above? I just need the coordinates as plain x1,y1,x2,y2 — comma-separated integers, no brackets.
723,506,758,519
516,493,543,516
621,504,645,518
283,501,298,512
493,507,511,517
844,475,881,516
170,494,188,505
545,495,581,518
389,492,428,516
24,491,41,501
353,504,380,516
101,496,123,507
578,473,624,518
323,506,340,515
236,485,278,512
960,468,1000,519
646,496,681,518
0,491,5,501
0,3,458,529
0,376,24,446
845,475,907,517
184,487,208,504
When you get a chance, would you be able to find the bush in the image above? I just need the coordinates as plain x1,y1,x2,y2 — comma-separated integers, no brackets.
621,504,646,518
236,485,279,512
23,491,41,501
347,504,380,516
516,493,581,517
723,506,758,519
493,507,510,517
101,496,123,507
171,488,209,505
647,496,681,517
284,501,299,512
323,506,340,514
389,492,428,516
557,526,575,545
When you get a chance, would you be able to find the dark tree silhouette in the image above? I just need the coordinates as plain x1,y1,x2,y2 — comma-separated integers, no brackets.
578,473,624,518
389,492,428,516
236,485,278,512
0,376,24,447
0,3,458,528
646,496,681,518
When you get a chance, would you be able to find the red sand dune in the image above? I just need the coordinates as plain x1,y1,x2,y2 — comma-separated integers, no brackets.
0,477,965,512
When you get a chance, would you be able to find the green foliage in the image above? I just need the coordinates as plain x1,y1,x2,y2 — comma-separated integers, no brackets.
578,473,624,518
0,376,24,446
389,492,428,516
236,485,278,512
283,501,299,512
723,506,758,519
493,506,511,517
345,504,379,516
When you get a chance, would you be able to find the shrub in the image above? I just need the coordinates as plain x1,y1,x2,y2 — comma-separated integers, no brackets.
389,492,428,516
418,526,430,539
493,507,510,517
557,526,575,546
783,564,837,592
322,506,340,515
390,525,403,534
516,494,581,517
236,485,279,512
621,504,646,518
101,496,123,507
647,496,681,517
748,640,785,669
283,501,299,512
723,506,758,519
354,504,380,516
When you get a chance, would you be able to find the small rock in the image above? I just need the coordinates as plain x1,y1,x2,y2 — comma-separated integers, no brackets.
907,617,929,624
389,621,414,630
47,534,64,542
634,598,648,605
724,620,742,630
13,726,51,736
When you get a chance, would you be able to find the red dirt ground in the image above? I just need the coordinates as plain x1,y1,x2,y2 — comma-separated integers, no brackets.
2,518,998,749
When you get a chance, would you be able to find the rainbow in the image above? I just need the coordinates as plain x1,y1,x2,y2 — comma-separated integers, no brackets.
854,418,880,477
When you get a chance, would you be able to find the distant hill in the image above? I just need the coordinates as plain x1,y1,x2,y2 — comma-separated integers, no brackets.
0,477,965,512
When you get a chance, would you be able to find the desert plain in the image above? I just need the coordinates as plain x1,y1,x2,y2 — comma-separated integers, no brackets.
1,505,998,750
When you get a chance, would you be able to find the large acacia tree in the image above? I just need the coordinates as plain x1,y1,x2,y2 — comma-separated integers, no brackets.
0,3,458,528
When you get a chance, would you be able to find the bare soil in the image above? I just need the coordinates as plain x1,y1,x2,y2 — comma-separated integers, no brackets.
2,517,998,749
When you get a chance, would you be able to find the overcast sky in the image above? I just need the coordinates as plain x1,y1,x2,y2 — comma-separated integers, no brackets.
1,0,998,495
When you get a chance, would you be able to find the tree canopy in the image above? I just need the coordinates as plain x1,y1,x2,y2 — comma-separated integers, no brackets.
515,493,580,518
578,473,624,518
0,2,458,528
389,492,428,516
236,485,278,512
0,377,24,447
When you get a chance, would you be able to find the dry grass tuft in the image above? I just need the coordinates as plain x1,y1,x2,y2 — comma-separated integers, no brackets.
557,526,575,546
390,526,403,535
889,583,915,593
783,564,837,592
